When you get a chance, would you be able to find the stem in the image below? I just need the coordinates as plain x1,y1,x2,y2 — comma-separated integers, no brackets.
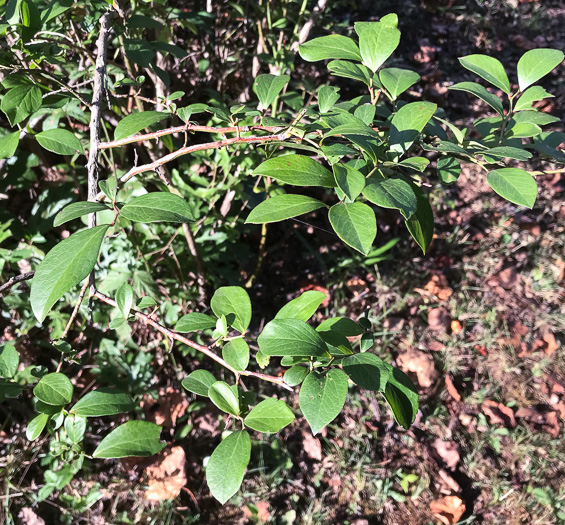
60,278,89,339
182,223,207,303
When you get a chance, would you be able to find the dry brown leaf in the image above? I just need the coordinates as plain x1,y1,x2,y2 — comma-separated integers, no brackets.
398,349,439,388
428,307,451,332
516,406,561,438
532,333,559,355
302,431,322,461
494,267,521,290
481,400,516,427
445,375,461,402
430,495,466,525
418,274,453,301
144,446,187,501
432,439,460,470
243,501,271,522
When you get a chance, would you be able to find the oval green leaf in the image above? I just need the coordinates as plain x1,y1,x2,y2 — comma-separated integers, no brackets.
252,155,336,188
33,373,73,406
0,344,19,379
284,365,309,387
30,225,110,322
459,54,510,94
246,194,327,224
92,421,166,458
363,177,417,218
176,312,217,332
299,35,362,62
405,185,434,254
437,157,461,184
274,290,327,322
120,192,195,223
253,74,290,108
327,60,372,86
449,82,504,116
70,388,135,417
342,353,390,391
354,22,400,73
383,366,419,429
36,129,84,156
389,101,437,158
486,168,537,208
114,111,169,140
328,202,376,256
299,369,348,435
206,430,251,504
517,49,564,92
208,381,240,416
116,283,134,319
26,413,49,441
53,202,111,227
244,398,295,433
210,286,252,334
333,164,365,201
1,85,42,126
0,131,19,159
222,338,250,371
258,318,329,357
379,68,420,100
182,370,217,397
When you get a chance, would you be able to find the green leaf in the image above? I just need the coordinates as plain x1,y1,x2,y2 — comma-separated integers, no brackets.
459,54,510,94
244,398,295,433
36,129,84,156
115,283,134,319
53,202,111,227
246,194,327,224
449,82,504,115
317,317,364,337
253,74,290,108
333,164,365,201
405,185,434,254
517,49,564,92
70,388,135,417
328,202,376,256
182,370,217,397
389,101,437,158
398,157,430,172
354,22,400,73
342,353,390,391
505,122,542,139
176,312,217,332
299,35,362,62
206,431,251,504
30,225,109,322
33,373,73,406
258,318,329,357
208,381,240,416
284,366,309,387
120,192,195,223
0,131,19,159
354,104,376,126
26,413,49,441
1,85,42,126
114,111,169,140
252,155,336,187
222,339,250,371
0,344,19,378
437,157,461,184
380,13,399,27
512,110,559,127
514,86,553,112
379,68,420,99
318,86,340,113
64,414,86,443
486,168,537,208
327,60,372,86
274,290,327,322
299,369,348,435
363,177,417,218
210,286,252,334
383,366,419,429
481,147,532,161
138,296,157,309
93,421,166,458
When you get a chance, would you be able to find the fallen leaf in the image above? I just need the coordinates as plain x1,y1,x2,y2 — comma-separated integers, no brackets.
445,375,461,402
243,501,271,522
18,508,45,525
416,274,453,301
144,446,187,501
532,333,559,355
432,439,460,470
429,495,466,525
481,400,516,427
492,267,520,290
428,307,451,332
302,431,322,461
516,405,561,438
398,349,439,388
451,320,462,335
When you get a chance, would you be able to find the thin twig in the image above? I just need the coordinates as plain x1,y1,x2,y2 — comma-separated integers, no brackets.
92,290,292,391
182,223,207,303
60,278,89,339
0,271,35,295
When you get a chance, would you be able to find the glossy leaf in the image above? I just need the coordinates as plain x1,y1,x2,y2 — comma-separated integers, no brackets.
246,194,327,224
486,168,537,208
379,68,420,99
275,290,327,322
383,366,419,429
176,313,217,332
71,388,135,417
30,225,109,322
481,147,532,161
253,74,290,108
284,366,309,387
398,157,430,172
328,202,376,256
317,317,364,337
33,373,73,406
114,111,169,140
120,192,195,223
0,131,19,159
116,283,134,319
354,22,400,72
53,202,111,227
342,353,390,391
405,185,434,254
222,338,250,371
26,413,49,441
299,35,361,62
449,82,504,115
517,49,564,92
459,54,510,94
182,370,217,397
333,164,365,201
299,369,348,435
36,129,84,156
505,122,542,139
93,421,165,458
514,86,553,112
258,318,329,357
252,155,336,187
244,398,295,433
64,414,87,443
206,431,251,504
208,381,240,416
389,101,437,157
363,177,417,218
327,60,371,85
318,86,340,113
0,344,19,379
437,157,461,184
1,85,42,126
210,286,252,333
